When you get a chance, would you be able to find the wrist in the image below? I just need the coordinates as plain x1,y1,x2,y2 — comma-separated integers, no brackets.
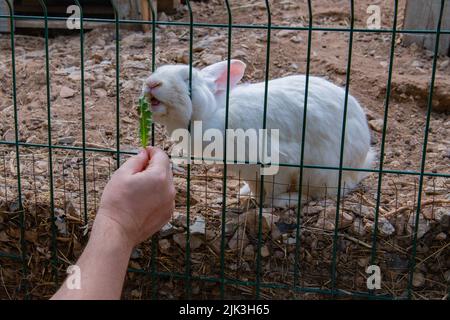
90,213,135,255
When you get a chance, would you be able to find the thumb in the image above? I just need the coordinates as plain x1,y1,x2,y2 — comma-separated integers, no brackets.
143,147,171,173
119,149,149,174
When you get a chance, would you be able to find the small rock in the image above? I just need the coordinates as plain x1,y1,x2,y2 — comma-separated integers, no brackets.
435,232,447,241
158,239,171,254
8,199,22,212
357,257,370,268
278,30,295,37
260,245,270,258
159,222,177,237
435,208,450,228
172,212,188,228
130,289,141,299
351,218,366,236
94,88,108,98
365,217,395,236
93,80,107,89
131,247,142,259
390,160,400,167
60,86,76,98
283,237,296,245
352,205,375,220
189,216,206,235
243,244,255,260
121,80,135,90
68,71,95,81
173,233,203,251
228,225,248,251
3,129,14,141
439,59,449,69
193,36,222,52
123,61,147,70
412,60,423,68
369,119,384,133
315,207,354,231
290,35,303,43
201,53,222,65
225,219,238,236
58,136,75,145
408,214,430,239
175,50,189,64
209,236,222,254
159,12,169,22
232,50,247,59
378,217,396,236
54,209,68,235
412,272,425,287
305,205,324,215
243,209,279,238
121,33,149,48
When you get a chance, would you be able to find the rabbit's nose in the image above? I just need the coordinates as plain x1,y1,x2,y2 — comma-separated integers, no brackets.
147,80,162,90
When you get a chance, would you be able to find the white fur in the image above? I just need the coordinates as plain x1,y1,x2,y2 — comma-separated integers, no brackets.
143,60,374,207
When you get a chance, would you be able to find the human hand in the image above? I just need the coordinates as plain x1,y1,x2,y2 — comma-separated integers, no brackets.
96,147,175,249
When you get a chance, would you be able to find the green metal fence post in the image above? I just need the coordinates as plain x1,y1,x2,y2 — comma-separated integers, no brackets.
146,0,159,300
407,0,446,300
185,0,194,299
3,0,29,296
109,0,121,169
73,0,88,226
255,0,272,299
294,0,313,289
330,0,355,294
219,0,233,299
370,1,399,295
36,0,59,285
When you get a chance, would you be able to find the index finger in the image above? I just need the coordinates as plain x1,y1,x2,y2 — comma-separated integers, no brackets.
143,146,171,174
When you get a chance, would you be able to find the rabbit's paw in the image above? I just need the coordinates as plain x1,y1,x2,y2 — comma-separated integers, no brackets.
239,183,252,197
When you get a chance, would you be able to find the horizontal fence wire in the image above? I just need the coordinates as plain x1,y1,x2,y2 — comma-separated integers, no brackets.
1,14,450,34
0,0,449,300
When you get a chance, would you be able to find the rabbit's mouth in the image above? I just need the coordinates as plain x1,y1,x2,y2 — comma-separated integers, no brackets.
149,96,166,114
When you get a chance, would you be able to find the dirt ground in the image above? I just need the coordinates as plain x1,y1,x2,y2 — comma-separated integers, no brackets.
0,0,449,299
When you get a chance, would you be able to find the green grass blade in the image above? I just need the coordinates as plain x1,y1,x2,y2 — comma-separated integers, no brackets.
138,96,152,148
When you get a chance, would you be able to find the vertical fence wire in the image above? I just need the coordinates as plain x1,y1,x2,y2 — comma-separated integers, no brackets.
407,0,446,299
73,0,88,225
370,0,399,291
37,0,59,285
255,0,272,299
110,0,121,169
293,0,313,289
3,0,28,296
147,0,158,300
185,0,193,299
330,0,354,294
220,0,233,299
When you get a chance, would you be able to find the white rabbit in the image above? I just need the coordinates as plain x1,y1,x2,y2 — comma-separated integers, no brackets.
142,60,374,208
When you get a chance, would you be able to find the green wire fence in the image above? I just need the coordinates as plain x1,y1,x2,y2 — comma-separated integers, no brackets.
0,0,449,300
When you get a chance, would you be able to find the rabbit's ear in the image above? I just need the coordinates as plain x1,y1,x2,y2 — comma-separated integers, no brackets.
201,60,246,94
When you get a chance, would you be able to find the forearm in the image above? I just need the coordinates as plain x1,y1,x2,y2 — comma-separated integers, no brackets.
51,215,133,300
